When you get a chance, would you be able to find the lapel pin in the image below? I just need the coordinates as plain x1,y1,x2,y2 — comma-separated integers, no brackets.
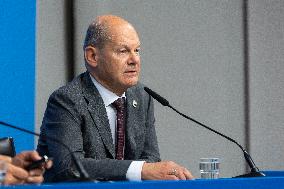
132,100,137,108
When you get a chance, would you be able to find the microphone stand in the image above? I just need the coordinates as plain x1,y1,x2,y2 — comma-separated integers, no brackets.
168,106,265,178
144,87,265,178
0,121,91,181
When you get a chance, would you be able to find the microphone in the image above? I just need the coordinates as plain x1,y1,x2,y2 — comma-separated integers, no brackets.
0,121,91,181
144,87,265,178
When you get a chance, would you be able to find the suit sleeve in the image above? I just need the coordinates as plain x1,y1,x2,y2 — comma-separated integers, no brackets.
37,90,132,182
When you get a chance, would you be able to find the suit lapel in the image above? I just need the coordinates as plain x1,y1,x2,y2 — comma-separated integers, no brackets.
125,88,143,159
81,73,115,158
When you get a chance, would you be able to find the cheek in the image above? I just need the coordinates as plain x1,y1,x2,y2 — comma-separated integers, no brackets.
135,62,141,75
106,60,125,79
113,58,127,72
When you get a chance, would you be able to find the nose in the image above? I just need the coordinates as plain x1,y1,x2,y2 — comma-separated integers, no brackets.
127,51,140,65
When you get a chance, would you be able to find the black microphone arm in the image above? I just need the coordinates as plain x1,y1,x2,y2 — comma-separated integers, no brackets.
0,121,91,181
144,87,265,178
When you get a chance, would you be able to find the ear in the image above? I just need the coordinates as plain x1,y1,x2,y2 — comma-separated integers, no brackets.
84,46,98,67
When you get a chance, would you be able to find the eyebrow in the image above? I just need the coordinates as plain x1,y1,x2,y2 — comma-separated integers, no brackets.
114,43,140,49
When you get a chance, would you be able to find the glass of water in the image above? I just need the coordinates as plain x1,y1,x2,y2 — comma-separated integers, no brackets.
0,160,7,185
199,158,220,179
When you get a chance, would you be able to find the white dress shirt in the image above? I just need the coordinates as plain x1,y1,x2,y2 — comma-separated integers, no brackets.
90,75,144,181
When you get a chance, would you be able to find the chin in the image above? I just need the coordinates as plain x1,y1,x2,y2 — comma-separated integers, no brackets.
124,79,138,88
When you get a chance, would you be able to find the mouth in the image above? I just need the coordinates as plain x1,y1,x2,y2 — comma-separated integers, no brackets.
124,70,138,77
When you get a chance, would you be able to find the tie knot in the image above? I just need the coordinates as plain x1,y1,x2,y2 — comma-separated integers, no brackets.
112,97,125,111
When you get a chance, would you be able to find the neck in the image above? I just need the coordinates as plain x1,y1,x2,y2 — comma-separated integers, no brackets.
89,72,125,96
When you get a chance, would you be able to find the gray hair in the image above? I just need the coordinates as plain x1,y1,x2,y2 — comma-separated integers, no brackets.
83,20,109,49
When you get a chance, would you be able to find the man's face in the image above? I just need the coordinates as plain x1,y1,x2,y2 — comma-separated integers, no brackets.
93,24,141,95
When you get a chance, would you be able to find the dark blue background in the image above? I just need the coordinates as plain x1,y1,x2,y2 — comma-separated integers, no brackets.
0,0,36,152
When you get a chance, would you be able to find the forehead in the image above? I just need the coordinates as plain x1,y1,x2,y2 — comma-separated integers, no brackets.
106,24,140,47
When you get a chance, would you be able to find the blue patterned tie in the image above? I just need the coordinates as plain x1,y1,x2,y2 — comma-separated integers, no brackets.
112,97,126,160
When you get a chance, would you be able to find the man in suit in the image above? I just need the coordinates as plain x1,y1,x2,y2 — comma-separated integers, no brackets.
0,151,52,185
37,15,193,182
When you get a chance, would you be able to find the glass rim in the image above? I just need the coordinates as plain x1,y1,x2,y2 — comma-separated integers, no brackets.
200,158,220,162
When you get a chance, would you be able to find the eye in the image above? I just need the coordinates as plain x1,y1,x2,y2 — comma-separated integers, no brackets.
135,48,140,55
119,49,127,53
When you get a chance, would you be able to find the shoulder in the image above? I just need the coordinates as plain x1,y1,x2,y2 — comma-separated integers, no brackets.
44,73,90,122
48,73,87,106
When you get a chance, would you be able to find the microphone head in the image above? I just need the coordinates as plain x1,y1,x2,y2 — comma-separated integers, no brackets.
144,87,170,106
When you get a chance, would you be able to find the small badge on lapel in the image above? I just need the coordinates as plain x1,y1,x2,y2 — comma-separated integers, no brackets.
132,100,137,108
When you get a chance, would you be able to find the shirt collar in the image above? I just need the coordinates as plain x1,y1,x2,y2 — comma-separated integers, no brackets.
90,74,126,107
